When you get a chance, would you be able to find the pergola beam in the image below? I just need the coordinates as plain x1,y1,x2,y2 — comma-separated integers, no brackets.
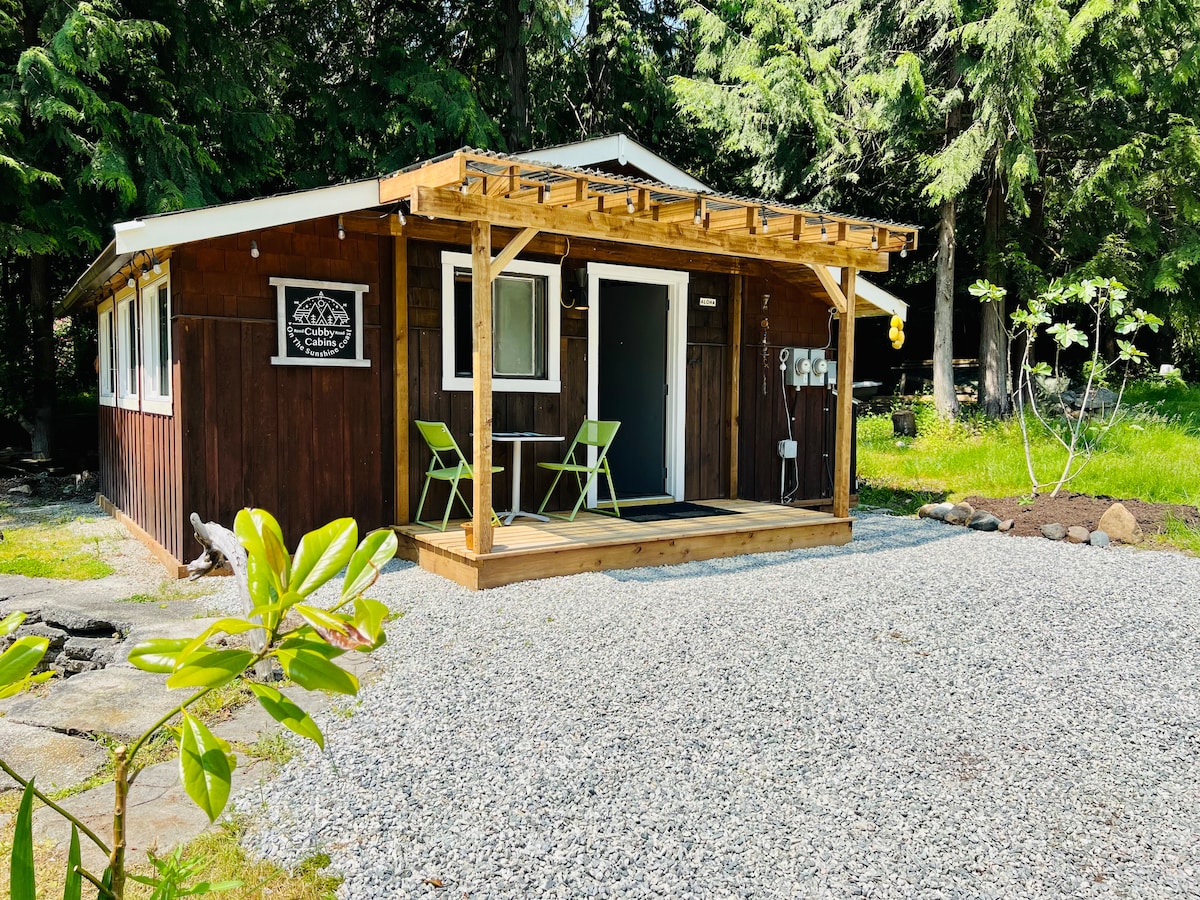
410,186,890,272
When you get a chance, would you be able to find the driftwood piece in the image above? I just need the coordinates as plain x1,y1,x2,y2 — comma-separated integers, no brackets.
187,512,272,680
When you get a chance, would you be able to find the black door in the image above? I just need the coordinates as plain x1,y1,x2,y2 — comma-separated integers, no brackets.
598,280,669,498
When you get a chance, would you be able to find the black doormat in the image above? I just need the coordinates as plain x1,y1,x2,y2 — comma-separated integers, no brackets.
619,502,740,524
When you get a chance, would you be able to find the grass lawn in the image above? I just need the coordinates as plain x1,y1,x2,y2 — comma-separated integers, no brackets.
858,379,1200,512
0,504,118,579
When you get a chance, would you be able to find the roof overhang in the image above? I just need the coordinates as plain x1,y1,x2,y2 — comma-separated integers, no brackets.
824,267,908,321
515,134,712,192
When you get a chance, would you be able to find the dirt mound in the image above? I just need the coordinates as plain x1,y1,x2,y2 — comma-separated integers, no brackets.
963,492,1200,538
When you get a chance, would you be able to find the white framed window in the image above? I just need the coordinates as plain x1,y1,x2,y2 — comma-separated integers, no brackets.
440,251,561,393
140,270,173,415
115,288,139,410
97,298,116,407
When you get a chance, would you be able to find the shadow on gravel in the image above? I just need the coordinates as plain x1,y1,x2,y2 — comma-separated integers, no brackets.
604,514,962,583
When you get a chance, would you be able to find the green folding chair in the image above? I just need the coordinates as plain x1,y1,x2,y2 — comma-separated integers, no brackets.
413,420,503,531
536,420,621,521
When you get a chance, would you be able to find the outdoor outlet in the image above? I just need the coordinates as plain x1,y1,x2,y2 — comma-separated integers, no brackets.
778,439,798,459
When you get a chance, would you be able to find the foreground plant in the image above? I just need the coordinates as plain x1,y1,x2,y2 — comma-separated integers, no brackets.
0,509,397,898
972,277,1162,496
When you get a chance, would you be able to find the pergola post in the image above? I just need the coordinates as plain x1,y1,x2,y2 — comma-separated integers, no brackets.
471,220,494,554
833,267,857,518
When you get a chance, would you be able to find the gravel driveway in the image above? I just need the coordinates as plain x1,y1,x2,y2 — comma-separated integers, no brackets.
233,514,1200,899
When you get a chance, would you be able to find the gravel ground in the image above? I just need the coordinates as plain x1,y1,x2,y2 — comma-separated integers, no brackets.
228,514,1200,899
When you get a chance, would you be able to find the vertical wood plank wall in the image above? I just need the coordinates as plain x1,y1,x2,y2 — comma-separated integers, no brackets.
172,219,393,549
99,405,183,560
737,268,856,504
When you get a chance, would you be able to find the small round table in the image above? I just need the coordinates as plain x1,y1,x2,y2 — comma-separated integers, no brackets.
492,432,564,524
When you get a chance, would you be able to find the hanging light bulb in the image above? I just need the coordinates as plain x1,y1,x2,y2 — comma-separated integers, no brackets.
337,216,346,240
250,240,260,259
901,233,912,258
461,178,470,195
693,206,702,226
871,227,879,250
625,188,635,214
397,208,407,226
126,271,136,290
140,262,150,280
152,254,161,275
760,206,769,233
820,219,828,241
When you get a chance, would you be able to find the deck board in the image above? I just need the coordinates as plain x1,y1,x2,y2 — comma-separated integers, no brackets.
395,500,852,589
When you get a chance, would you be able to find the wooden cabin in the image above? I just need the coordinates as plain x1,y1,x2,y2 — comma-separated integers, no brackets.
60,137,914,588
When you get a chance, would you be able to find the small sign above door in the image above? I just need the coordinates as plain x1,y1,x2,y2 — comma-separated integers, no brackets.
269,277,371,368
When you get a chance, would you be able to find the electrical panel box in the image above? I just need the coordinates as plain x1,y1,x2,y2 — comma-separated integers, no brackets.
809,350,828,387
777,439,798,459
825,359,837,387
784,347,811,387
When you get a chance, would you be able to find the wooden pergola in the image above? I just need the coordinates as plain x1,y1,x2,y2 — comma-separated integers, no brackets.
376,148,917,554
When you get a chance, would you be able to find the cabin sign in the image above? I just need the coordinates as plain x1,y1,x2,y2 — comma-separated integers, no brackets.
270,276,370,367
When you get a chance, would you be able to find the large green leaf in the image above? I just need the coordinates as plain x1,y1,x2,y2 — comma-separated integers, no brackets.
0,670,53,700
340,529,398,601
290,518,358,597
127,638,191,674
235,508,288,599
248,682,324,749
178,712,234,822
175,618,261,665
276,646,358,695
352,597,389,650
0,636,49,687
63,825,81,900
166,648,254,690
11,780,35,900
0,610,26,637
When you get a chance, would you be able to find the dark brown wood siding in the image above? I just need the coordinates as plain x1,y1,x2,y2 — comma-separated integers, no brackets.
99,403,184,560
737,269,854,504
173,218,393,546
684,273,731,501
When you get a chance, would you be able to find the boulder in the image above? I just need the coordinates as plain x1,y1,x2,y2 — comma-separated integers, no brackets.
1067,525,1091,544
967,511,1002,532
1089,530,1111,548
943,502,975,526
1041,523,1068,541
1097,502,1143,544
998,519,1015,533
6,484,31,496
62,636,118,662
15,622,69,651
918,502,954,521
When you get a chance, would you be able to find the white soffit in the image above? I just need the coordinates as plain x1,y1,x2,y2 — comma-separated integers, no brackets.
112,179,380,254
823,266,908,321
515,134,711,192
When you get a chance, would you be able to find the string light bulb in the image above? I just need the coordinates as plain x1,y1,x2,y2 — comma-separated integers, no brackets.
337,216,346,240
152,254,161,275
625,188,635,214
460,178,470,195
397,208,407,226
140,262,150,280
870,228,879,250
693,206,702,226
126,271,135,289
760,206,769,233
820,219,828,241
901,233,912,258
250,240,260,259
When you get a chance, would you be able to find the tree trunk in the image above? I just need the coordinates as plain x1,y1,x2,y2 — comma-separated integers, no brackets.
933,197,959,419
27,253,55,458
498,0,529,149
979,177,1010,417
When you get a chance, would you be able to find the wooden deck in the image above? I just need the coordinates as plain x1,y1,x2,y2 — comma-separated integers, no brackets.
394,500,852,590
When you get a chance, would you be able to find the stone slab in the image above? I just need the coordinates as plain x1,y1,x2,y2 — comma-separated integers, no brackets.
33,757,267,870
6,668,184,742
0,719,109,793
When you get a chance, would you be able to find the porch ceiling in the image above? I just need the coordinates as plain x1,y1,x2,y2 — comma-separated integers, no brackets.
378,149,917,274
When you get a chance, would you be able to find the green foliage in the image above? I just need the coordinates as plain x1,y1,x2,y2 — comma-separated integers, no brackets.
0,511,398,898
127,845,240,898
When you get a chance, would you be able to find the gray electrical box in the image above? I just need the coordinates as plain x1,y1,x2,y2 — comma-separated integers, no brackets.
784,347,811,387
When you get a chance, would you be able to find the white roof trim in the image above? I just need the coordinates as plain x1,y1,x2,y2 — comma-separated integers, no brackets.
112,179,380,254
515,134,711,192
823,267,907,321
